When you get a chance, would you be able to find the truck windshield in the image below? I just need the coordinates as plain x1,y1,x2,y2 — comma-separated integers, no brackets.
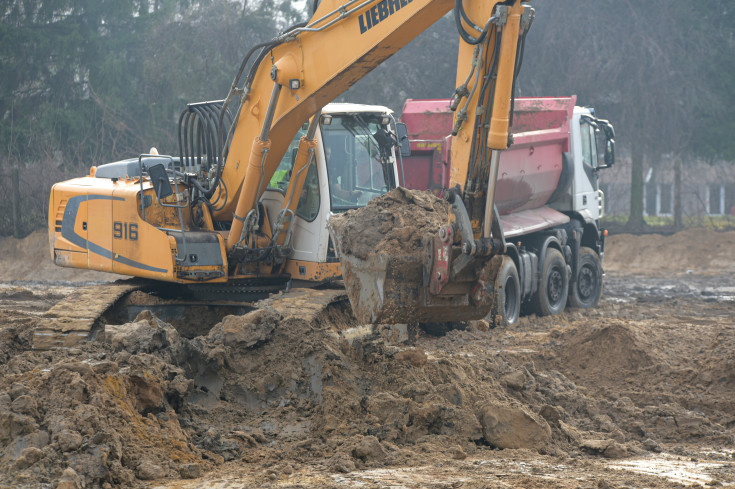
322,114,392,212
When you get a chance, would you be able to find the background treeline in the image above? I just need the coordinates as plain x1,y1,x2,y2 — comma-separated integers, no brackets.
1,0,733,236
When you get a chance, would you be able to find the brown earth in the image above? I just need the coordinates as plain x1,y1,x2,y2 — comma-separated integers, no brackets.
0,231,122,283
329,187,449,260
0,227,734,488
604,227,735,276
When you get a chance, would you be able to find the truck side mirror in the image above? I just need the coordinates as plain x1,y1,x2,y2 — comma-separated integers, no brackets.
148,163,174,200
395,122,411,157
600,121,615,168
604,139,615,167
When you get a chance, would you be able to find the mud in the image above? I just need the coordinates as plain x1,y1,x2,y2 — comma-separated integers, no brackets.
0,229,734,488
329,187,449,260
330,188,492,324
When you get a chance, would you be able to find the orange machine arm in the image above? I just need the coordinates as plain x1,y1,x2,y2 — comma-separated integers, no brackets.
216,0,531,252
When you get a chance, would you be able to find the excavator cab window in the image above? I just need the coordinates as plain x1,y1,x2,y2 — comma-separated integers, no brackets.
268,124,308,193
323,113,393,212
295,163,320,222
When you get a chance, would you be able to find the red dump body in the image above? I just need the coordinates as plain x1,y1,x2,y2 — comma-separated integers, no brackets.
399,96,576,218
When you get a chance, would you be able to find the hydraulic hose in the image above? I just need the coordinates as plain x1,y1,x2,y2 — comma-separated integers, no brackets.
454,0,495,45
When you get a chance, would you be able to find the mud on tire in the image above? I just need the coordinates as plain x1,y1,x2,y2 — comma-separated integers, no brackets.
568,246,603,309
531,248,568,316
488,256,521,326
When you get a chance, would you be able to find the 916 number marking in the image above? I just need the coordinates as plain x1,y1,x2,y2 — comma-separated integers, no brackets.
113,222,138,240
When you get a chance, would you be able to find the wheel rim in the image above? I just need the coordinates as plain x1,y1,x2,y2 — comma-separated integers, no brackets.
547,267,564,305
577,266,596,300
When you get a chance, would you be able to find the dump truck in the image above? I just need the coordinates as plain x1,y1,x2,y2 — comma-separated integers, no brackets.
394,97,615,323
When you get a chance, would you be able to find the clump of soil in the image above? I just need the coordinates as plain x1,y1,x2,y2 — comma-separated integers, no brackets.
329,187,449,260
0,312,209,487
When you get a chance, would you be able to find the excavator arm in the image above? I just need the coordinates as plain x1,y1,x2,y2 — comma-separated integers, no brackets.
321,1,535,323
212,0,532,257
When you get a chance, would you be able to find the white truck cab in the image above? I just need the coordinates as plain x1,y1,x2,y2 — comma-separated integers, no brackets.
568,106,616,221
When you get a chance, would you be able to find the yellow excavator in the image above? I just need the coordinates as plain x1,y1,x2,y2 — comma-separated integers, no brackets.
47,0,534,339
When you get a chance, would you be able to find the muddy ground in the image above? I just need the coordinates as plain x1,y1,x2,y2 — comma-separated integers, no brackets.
0,228,734,488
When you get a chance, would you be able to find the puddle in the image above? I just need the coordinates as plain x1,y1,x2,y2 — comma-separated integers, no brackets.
608,451,735,486
151,450,735,489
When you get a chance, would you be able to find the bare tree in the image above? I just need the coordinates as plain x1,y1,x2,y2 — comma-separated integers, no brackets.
519,0,725,231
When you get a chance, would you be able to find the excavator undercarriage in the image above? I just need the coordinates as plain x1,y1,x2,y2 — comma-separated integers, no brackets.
31,279,346,350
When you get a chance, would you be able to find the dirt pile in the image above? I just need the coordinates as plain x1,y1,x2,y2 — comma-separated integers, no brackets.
543,295,735,445
174,287,649,477
329,187,449,260
0,231,121,283
1,285,658,488
0,312,210,488
605,227,735,275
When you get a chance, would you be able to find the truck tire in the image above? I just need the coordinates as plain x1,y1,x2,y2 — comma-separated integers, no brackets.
493,256,521,326
532,248,568,316
568,247,602,309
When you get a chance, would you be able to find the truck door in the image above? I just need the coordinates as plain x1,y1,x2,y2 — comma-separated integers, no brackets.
574,116,603,219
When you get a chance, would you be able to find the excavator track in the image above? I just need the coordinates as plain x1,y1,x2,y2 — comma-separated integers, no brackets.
32,281,142,350
256,287,348,321
185,276,291,302
31,278,347,350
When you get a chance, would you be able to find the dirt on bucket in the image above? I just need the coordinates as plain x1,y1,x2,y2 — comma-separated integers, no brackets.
330,188,494,324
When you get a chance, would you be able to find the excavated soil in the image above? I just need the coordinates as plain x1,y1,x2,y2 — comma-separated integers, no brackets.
329,188,494,324
329,187,449,260
0,227,734,488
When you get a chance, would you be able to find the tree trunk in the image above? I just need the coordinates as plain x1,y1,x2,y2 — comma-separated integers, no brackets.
627,143,646,232
673,156,683,229
12,166,22,238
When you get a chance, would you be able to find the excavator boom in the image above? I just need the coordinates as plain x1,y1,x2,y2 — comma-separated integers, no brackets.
220,0,456,247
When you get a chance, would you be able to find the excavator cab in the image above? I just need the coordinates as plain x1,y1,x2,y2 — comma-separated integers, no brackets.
322,109,398,210
259,104,401,284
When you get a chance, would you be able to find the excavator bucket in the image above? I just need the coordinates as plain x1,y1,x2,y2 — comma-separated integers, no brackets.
330,188,494,325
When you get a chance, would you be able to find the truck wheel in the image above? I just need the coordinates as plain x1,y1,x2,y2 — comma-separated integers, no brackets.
568,247,602,309
493,256,521,326
532,248,568,316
